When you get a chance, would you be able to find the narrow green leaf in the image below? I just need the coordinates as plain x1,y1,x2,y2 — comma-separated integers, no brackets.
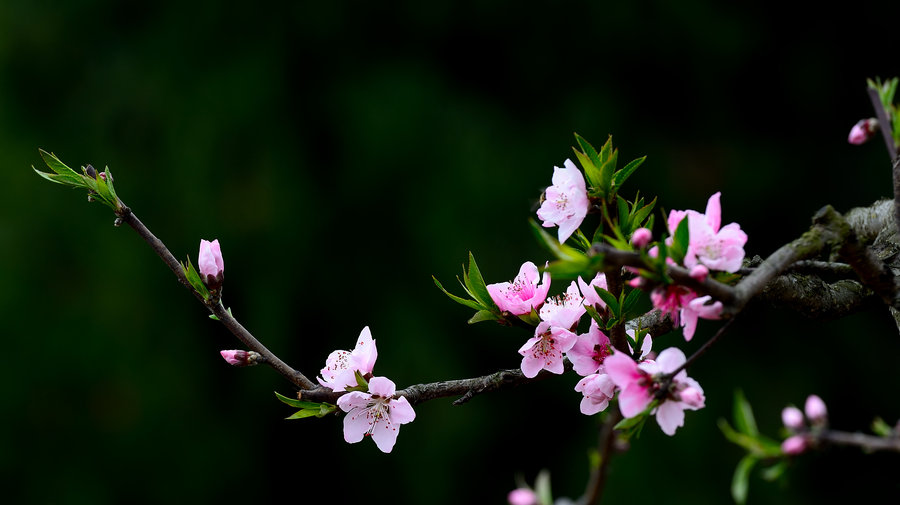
760,460,788,482
598,149,618,199
534,469,553,505
598,135,613,164
286,409,321,420
468,310,501,324
274,391,322,410
613,156,646,189
463,252,496,309
39,149,79,176
731,455,757,505
32,168,85,187
575,133,603,168
631,196,657,228
574,149,602,192
183,256,210,300
733,389,759,437
529,219,585,260
432,276,486,311
594,286,620,315
616,195,631,234
669,216,690,264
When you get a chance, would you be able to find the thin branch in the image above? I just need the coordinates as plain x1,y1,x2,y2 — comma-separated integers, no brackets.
818,429,900,453
578,410,623,505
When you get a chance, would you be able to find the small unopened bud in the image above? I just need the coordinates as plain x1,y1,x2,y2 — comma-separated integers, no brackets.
689,264,709,282
85,164,97,179
805,394,827,424
98,171,107,181
198,239,225,289
220,349,260,367
631,227,652,248
781,435,808,455
848,118,878,145
782,406,805,430
628,276,646,289
508,488,538,505
678,386,705,408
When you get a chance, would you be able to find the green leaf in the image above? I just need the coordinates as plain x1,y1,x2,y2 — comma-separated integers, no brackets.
871,417,893,437
432,276,485,311
760,460,788,482
669,215,690,264
529,219,586,261
285,409,321,420
594,286,620,315
574,149,602,193
274,391,323,410
575,133,603,168
32,168,85,187
534,469,553,505
731,455,757,505
39,149,79,176
613,156,646,190
733,389,759,437
598,135,613,164
463,252,496,309
468,310,501,324
182,256,210,300
597,148,618,200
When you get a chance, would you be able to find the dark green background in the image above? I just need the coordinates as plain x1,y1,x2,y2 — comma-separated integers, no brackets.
4,1,900,503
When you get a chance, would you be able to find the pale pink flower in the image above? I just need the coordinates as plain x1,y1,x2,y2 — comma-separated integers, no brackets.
606,348,704,435
539,281,586,330
848,118,878,145
198,239,224,286
578,273,609,310
782,406,804,430
631,227,652,248
519,321,577,378
537,159,590,243
805,395,827,424
508,488,538,505
317,326,378,391
567,319,611,376
668,192,747,273
337,376,416,453
781,435,808,455
487,261,551,315
575,373,616,415
680,295,723,341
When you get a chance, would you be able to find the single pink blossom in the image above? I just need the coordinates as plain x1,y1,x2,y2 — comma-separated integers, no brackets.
519,321,577,378
667,192,747,273
317,326,378,391
805,395,827,424
539,281,586,330
848,118,878,145
631,227,652,248
782,406,804,430
219,349,260,367
487,261,551,315
337,376,416,453
508,488,538,505
578,273,609,310
567,319,611,376
575,373,616,415
198,239,225,286
680,295,723,341
606,348,704,435
650,284,696,326
781,435,808,455
537,159,590,243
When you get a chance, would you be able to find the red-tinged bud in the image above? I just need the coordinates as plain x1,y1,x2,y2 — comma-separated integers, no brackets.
805,394,828,425
782,406,804,430
848,118,878,145
678,386,705,408
220,350,260,367
631,227,652,248
781,435,808,455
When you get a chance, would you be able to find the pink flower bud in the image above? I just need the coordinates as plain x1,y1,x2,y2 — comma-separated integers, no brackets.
804,394,827,424
220,349,260,367
781,435,808,455
198,239,225,287
689,264,709,282
848,118,878,145
679,386,705,408
508,488,538,505
631,227,652,248
782,406,804,430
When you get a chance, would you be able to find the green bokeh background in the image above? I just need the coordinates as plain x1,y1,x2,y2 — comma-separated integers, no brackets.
4,1,900,503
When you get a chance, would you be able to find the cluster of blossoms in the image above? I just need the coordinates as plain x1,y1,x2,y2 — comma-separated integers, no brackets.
780,395,828,455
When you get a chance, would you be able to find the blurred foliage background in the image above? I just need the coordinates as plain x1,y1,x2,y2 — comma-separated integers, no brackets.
3,0,900,503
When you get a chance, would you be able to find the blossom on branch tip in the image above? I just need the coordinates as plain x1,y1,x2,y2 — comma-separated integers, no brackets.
848,118,878,145
487,261,551,316
782,406,804,430
317,326,378,391
575,373,616,415
631,227,652,248
519,321,577,378
536,159,590,243
337,376,416,453
198,239,224,287
804,394,827,424
667,192,747,273
219,349,260,367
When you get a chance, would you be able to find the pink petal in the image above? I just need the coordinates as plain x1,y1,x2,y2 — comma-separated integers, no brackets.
370,419,401,453
520,353,545,378
656,348,687,375
350,326,378,374
388,397,416,425
368,376,397,398
604,352,641,388
655,400,686,435
618,384,652,418
704,192,722,233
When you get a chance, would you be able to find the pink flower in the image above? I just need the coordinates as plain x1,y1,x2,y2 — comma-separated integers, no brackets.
804,395,827,424
198,239,224,286
537,159,590,243
567,319,611,376
539,281,586,330
606,348,705,435
650,284,696,327
578,273,609,310
575,373,616,415
781,435,808,455
317,326,378,391
337,376,416,453
668,192,747,273
631,227,652,248
487,262,551,315
508,488,538,505
680,295,723,341
519,321,577,378
782,406,804,430
848,118,878,145
219,349,260,367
